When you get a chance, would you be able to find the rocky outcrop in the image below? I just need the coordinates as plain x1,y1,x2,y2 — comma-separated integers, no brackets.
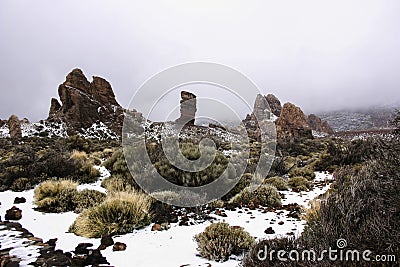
276,103,313,139
8,115,22,139
175,91,197,126
47,68,126,135
253,94,270,121
307,114,334,134
48,98,61,117
0,119,6,127
266,94,282,117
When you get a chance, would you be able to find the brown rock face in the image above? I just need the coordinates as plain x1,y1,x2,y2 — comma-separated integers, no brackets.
48,98,62,117
0,120,6,127
266,94,282,117
8,115,22,139
48,68,126,135
307,114,334,134
276,103,312,139
175,91,197,126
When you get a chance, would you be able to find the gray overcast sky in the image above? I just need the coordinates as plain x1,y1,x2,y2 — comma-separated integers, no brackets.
1,0,400,122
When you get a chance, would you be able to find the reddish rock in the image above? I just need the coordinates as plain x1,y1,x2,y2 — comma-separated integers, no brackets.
47,68,135,136
48,98,61,118
275,103,313,139
266,94,282,117
151,223,162,231
5,206,22,220
7,115,22,139
112,242,127,251
307,114,334,134
100,234,114,248
175,91,197,126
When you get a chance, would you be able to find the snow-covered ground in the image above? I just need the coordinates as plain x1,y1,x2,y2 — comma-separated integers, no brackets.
0,171,333,267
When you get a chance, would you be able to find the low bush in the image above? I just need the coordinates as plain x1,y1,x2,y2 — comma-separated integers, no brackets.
194,222,255,262
101,175,134,192
73,189,107,213
242,237,302,267
288,176,313,192
229,184,281,207
69,190,153,238
264,176,289,190
34,180,105,213
289,165,315,180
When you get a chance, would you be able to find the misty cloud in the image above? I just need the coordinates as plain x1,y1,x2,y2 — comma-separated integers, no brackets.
1,0,400,122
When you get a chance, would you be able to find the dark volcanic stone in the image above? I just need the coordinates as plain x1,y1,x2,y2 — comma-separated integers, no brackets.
13,197,26,204
5,206,22,220
175,91,197,126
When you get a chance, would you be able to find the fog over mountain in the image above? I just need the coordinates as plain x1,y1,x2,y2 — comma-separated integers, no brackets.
1,0,400,122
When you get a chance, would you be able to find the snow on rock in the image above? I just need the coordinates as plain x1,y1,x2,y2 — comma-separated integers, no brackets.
80,122,119,140
21,121,68,138
0,124,10,138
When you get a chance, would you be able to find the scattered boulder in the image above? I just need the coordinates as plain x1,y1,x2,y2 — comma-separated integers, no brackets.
112,242,127,251
5,206,22,220
175,91,197,126
7,115,22,139
74,243,93,255
13,197,26,204
264,227,275,234
99,234,114,249
307,114,334,134
151,223,162,231
266,94,282,117
45,238,58,247
276,103,313,139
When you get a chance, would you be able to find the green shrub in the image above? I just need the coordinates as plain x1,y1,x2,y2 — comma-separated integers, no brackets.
301,154,400,259
288,176,313,192
242,237,300,267
289,165,315,180
10,177,31,191
73,189,107,213
34,180,78,212
194,222,255,262
69,190,153,238
70,150,100,183
101,175,134,192
34,180,105,213
150,190,181,204
264,176,289,190
229,184,281,207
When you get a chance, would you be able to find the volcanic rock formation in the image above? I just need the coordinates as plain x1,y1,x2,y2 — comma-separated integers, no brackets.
47,68,125,135
253,94,271,121
266,94,282,117
8,115,22,139
275,103,313,139
307,114,334,134
175,91,197,126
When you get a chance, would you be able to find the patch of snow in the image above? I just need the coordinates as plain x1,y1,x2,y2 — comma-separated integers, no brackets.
0,124,10,138
0,171,333,267
80,122,118,140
